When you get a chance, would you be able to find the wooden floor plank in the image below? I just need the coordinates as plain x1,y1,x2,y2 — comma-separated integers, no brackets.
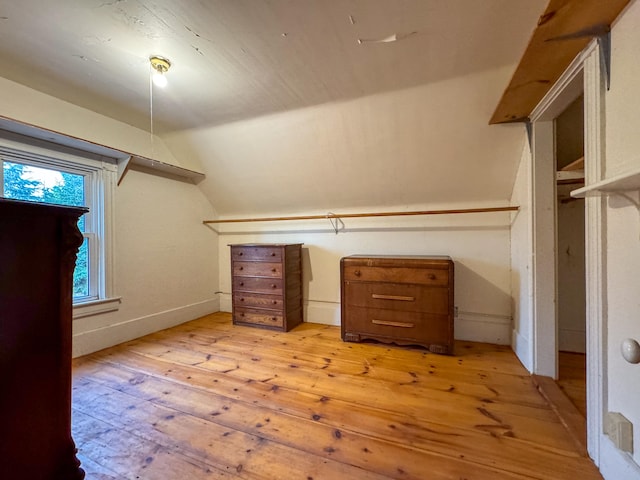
558,351,587,417
72,312,602,480
76,356,599,480
117,334,577,448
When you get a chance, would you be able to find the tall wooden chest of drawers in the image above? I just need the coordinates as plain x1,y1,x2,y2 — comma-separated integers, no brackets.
340,255,454,354
230,243,303,332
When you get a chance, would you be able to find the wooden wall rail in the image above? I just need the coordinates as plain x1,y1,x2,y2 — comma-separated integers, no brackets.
203,206,519,224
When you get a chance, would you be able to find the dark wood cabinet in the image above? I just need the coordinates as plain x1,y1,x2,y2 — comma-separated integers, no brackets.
341,255,454,354
230,243,303,332
0,198,86,479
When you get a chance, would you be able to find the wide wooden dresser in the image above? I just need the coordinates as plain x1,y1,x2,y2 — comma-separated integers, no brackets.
340,255,454,354
230,243,303,332
0,198,86,479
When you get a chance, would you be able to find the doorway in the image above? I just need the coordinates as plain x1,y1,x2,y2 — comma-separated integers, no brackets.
555,95,587,417
529,40,606,462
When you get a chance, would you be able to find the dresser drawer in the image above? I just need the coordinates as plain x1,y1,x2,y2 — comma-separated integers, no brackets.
343,265,448,286
233,261,282,278
231,245,282,262
344,282,449,314
234,308,284,328
344,306,451,347
233,293,283,309
233,276,283,295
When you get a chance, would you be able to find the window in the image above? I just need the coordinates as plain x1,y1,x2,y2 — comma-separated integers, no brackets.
0,131,119,317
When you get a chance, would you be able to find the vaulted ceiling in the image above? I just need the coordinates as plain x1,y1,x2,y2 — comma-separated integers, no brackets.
0,0,545,134
0,1,552,216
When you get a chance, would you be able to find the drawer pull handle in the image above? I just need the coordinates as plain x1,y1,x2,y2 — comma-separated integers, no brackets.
354,270,361,277
240,298,245,302
238,252,243,256
240,313,245,317
239,282,245,286
272,300,278,305
271,317,277,321
239,266,244,270
271,284,277,288
372,319,415,328
428,273,436,280
372,294,415,302
271,252,276,256
271,268,277,272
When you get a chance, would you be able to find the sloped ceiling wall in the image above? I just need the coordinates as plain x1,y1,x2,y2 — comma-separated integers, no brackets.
163,64,526,217
0,1,547,217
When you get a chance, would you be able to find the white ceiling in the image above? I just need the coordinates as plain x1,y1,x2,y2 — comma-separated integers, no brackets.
0,0,545,134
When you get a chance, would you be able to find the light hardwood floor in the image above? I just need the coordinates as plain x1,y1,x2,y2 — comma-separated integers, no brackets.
558,351,587,418
72,312,602,479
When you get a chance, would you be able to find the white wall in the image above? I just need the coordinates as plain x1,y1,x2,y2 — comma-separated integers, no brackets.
509,139,534,370
557,186,586,353
0,79,220,357
216,204,513,345
601,1,640,472
72,166,219,356
0,76,184,168
163,66,527,218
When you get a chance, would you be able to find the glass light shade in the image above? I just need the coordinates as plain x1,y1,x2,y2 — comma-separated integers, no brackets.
152,71,167,88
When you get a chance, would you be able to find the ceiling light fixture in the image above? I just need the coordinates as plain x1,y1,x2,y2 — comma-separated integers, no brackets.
150,55,171,88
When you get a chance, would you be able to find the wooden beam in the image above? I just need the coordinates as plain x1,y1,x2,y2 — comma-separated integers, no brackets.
490,0,631,125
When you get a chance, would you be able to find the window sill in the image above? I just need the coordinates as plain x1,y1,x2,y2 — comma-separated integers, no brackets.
73,297,121,319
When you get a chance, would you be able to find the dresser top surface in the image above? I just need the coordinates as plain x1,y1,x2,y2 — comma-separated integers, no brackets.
229,243,303,247
341,255,453,269
343,254,452,261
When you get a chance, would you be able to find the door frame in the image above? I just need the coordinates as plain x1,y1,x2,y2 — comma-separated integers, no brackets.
529,39,605,463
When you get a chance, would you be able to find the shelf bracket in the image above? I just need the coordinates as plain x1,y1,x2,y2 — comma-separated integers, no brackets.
326,213,343,234
116,155,132,186
598,32,611,91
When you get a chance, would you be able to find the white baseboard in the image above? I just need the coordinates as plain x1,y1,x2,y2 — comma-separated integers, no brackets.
454,313,511,345
220,294,510,344
512,328,533,372
219,295,341,326
72,297,220,358
600,434,640,480
220,293,232,312
305,300,341,326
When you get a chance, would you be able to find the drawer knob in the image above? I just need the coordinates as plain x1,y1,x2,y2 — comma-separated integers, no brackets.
238,252,243,256
240,298,245,302
239,266,244,270
354,270,361,277
271,268,277,272
272,300,278,305
239,282,244,286
240,313,245,317
272,317,277,321
271,284,277,288
271,252,276,256
428,273,436,280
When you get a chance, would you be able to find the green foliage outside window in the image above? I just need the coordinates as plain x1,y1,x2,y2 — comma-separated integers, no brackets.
2,161,89,297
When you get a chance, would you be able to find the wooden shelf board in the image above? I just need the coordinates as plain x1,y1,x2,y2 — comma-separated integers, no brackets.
561,156,585,171
490,0,631,125
0,114,205,183
130,155,205,181
556,170,584,182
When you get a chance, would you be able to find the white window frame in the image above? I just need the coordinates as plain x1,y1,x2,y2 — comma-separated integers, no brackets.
0,131,120,318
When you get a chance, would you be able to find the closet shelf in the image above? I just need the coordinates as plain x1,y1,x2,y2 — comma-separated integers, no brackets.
571,167,640,198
